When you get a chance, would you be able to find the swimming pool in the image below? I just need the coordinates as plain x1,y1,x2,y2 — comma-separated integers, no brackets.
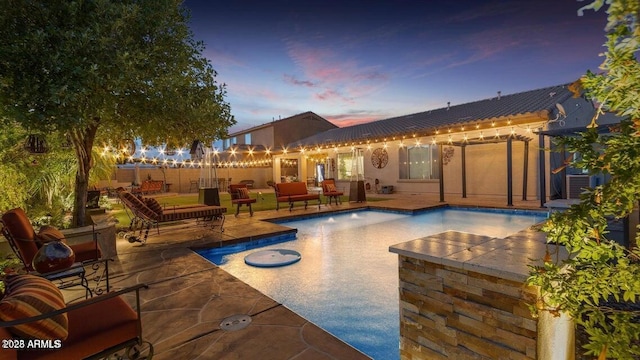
196,208,546,359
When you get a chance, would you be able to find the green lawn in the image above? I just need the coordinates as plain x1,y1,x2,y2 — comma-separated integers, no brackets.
110,192,384,227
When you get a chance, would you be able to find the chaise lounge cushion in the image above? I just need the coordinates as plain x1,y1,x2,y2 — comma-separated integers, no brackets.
144,197,164,216
0,274,68,340
120,192,159,221
158,206,226,222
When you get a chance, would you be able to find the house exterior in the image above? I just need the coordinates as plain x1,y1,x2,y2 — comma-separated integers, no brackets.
214,111,338,188
277,83,607,205
110,83,612,200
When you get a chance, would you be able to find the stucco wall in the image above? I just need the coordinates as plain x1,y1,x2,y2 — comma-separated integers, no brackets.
325,135,543,199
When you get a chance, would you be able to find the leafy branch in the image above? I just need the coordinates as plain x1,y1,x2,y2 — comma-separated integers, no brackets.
528,0,640,358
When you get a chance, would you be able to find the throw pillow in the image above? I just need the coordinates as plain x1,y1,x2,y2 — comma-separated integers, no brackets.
0,274,69,340
237,187,250,199
37,225,66,244
326,183,337,192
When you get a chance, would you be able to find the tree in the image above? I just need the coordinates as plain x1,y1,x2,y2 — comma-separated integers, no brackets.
0,0,235,226
528,0,640,358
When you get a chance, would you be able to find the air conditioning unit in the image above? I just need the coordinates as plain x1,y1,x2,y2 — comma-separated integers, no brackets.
566,175,590,199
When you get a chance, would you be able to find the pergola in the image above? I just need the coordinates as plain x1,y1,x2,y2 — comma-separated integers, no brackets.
438,134,533,206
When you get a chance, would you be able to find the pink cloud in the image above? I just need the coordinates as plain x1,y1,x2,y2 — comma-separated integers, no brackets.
327,115,381,127
322,111,387,127
284,40,389,103
314,89,352,103
283,74,316,87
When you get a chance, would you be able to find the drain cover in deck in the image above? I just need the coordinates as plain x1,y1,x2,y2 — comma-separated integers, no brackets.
220,314,252,331
244,249,301,267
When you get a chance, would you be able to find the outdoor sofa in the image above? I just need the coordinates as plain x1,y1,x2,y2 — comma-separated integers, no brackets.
132,180,163,195
274,182,321,211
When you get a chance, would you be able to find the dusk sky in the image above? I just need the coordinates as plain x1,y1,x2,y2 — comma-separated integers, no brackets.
183,0,608,133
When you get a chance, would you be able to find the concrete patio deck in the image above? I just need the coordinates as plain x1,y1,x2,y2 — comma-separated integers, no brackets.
90,192,549,359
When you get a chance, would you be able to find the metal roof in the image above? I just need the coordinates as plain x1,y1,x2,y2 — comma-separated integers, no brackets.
291,83,574,148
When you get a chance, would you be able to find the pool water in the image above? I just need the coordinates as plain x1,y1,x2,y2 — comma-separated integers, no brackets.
197,208,546,359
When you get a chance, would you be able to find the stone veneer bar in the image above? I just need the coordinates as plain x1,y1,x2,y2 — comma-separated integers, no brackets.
389,229,568,359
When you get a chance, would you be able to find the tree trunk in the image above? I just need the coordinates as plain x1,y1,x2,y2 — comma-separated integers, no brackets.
70,123,98,227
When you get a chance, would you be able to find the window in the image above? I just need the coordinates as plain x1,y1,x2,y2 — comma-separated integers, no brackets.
399,145,439,180
244,133,251,145
337,152,364,180
224,139,230,149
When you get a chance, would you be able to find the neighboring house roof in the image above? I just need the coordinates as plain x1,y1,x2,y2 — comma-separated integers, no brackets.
291,83,575,148
227,111,337,137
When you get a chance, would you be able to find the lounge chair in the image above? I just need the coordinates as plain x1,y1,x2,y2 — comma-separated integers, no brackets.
321,179,344,205
0,208,109,296
117,189,226,244
229,183,256,217
0,274,152,359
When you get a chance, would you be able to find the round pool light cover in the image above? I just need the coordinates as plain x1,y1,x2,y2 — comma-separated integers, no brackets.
244,249,301,267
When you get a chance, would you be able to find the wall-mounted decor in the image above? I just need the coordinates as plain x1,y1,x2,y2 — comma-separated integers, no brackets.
371,148,389,169
443,146,455,165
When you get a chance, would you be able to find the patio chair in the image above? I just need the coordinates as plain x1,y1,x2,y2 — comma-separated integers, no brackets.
321,179,344,205
0,274,152,359
229,183,256,217
0,208,109,295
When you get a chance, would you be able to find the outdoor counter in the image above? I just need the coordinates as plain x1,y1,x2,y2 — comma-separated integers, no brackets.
389,228,570,359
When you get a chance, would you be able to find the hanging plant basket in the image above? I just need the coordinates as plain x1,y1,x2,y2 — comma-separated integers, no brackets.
24,134,48,154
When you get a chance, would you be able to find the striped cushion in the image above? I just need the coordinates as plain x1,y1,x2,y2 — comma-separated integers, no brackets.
144,197,163,216
237,188,250,199
159,206,226,222
121,191,158,221
0,274,69,340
